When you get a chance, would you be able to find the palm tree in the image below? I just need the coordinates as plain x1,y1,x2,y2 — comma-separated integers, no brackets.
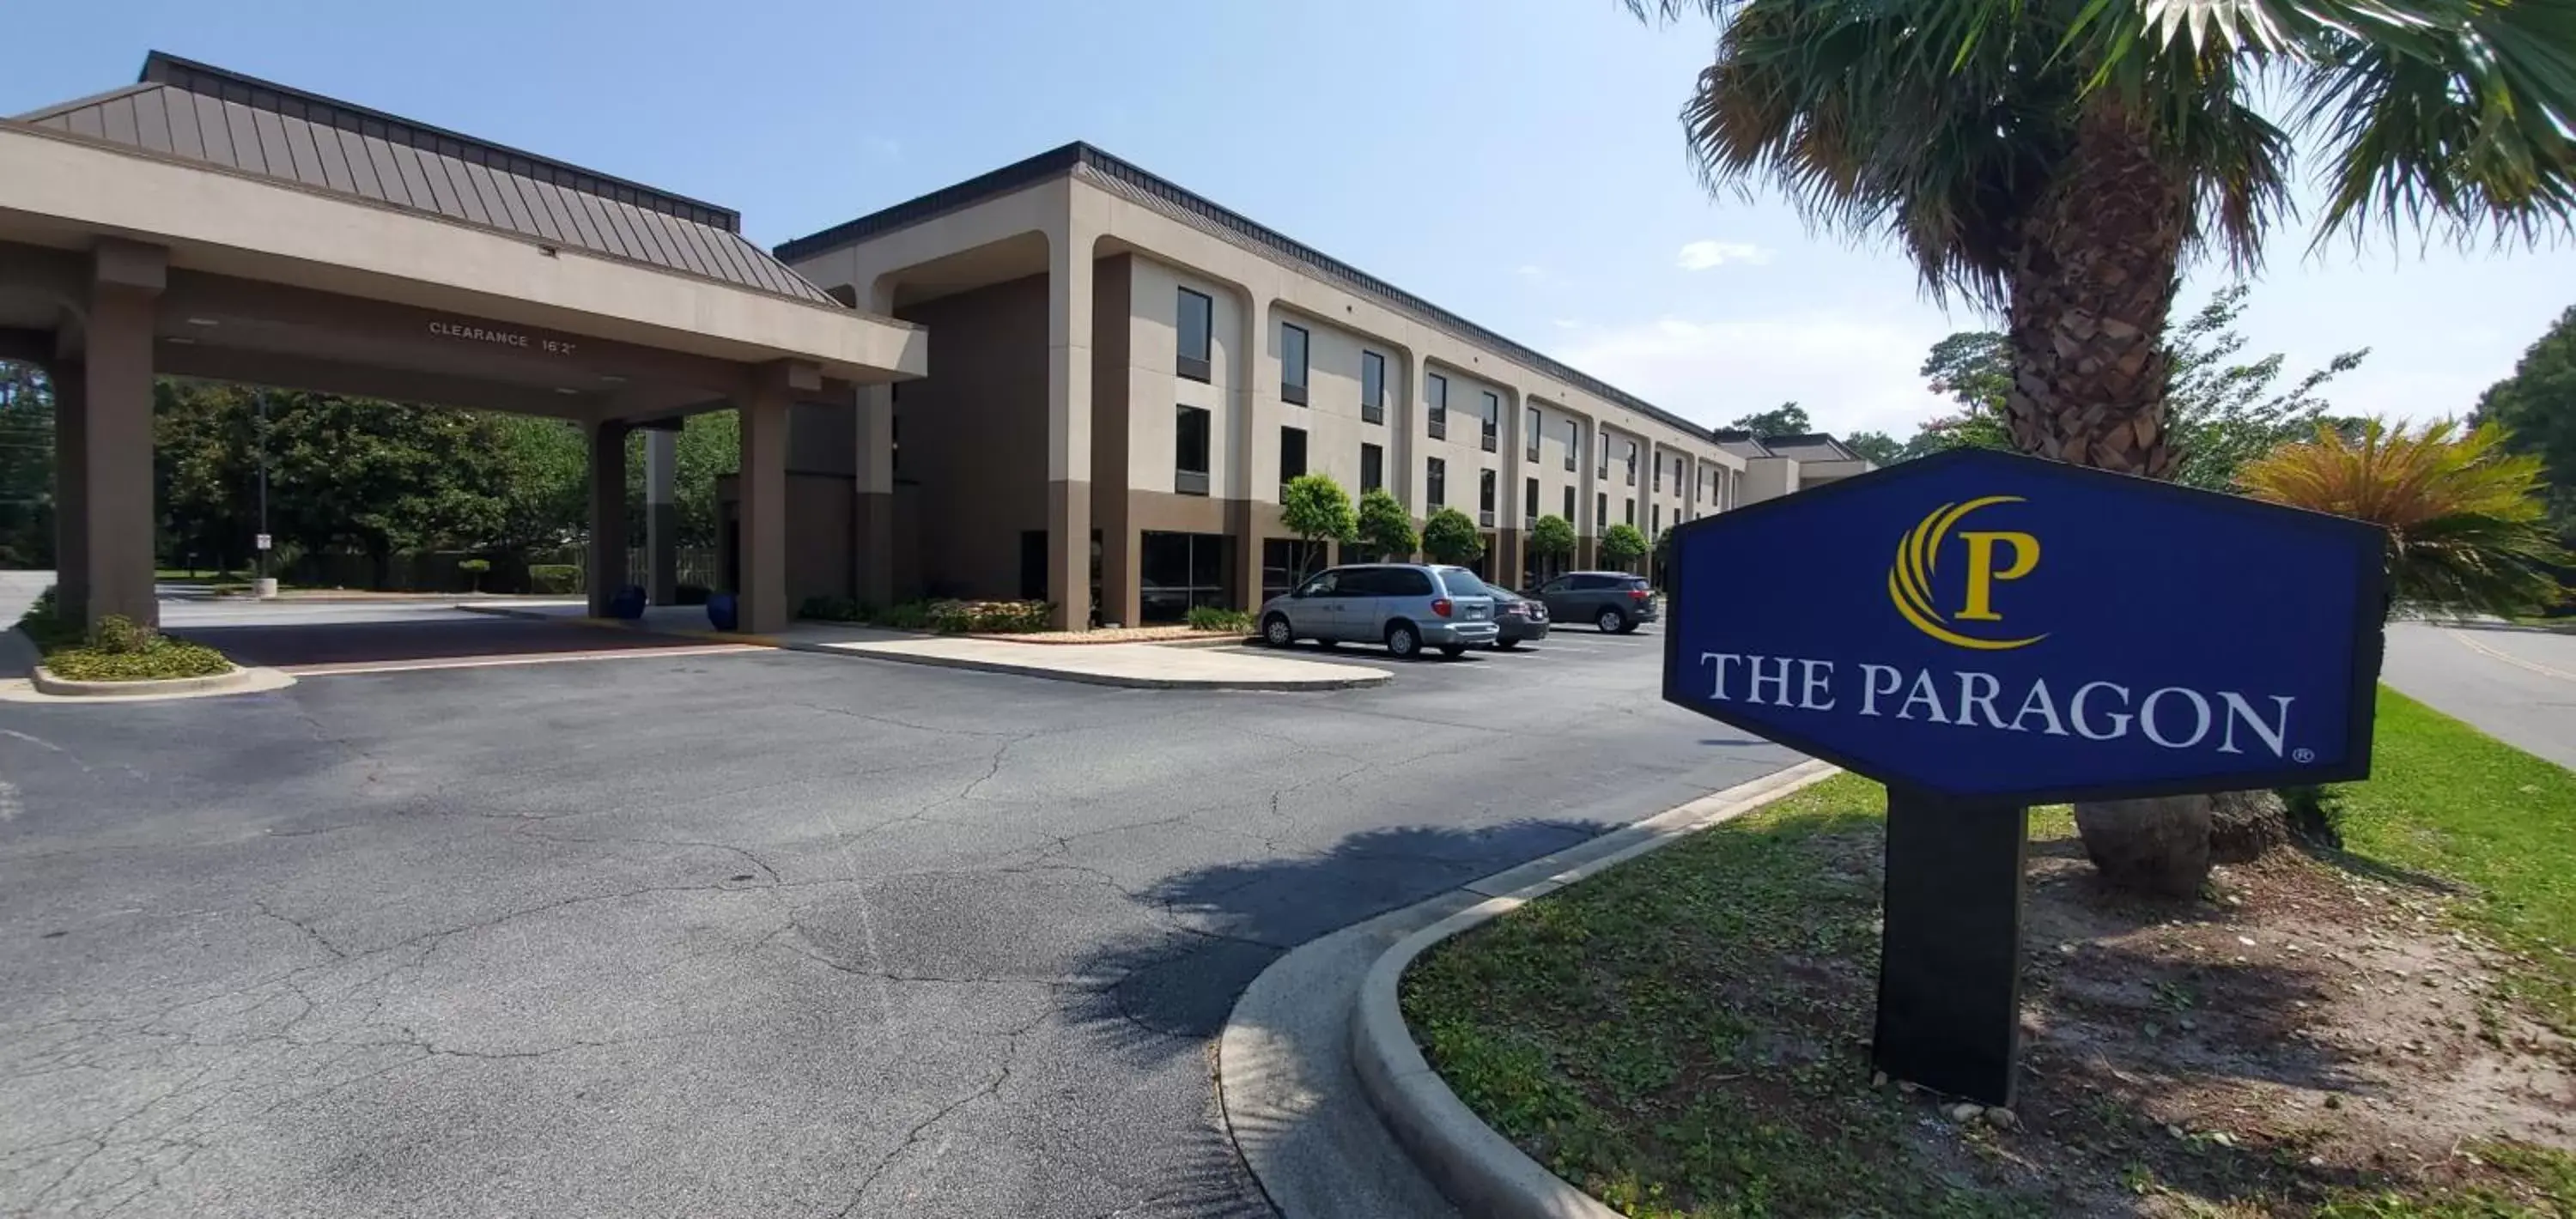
1631,0,2576,894
2243,418,2570,618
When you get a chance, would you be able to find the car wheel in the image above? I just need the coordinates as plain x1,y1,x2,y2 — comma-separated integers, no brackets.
1384,622,1421,659
1494,639,1521,651
1596,607,1627,633
1438,645,1467,658
1262,615,1294,648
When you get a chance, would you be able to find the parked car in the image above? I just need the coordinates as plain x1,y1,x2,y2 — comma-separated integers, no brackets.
1257,563,1498,658
1536,571,1658,634
1487,586,1550,649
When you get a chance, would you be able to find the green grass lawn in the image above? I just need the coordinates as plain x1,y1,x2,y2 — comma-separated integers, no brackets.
1401,687,2576,1217
2332,688,2576,1034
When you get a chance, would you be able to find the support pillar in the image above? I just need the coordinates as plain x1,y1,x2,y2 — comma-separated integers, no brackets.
80,243,164,629
854,384,896,609
643,427,678,603
739,373,795,634
1044,227,1094,630
586,420,631,617
50,361,88,619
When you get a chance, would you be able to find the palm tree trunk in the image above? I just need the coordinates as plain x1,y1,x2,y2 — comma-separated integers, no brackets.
2008,95,2211,895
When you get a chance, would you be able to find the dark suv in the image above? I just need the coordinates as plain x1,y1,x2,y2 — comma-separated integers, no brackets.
1536,571,1658,634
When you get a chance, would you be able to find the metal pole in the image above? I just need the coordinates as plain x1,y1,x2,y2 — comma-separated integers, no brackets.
255,390,270,590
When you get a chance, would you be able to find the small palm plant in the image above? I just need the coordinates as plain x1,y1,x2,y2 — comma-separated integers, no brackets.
2241,418,2569,620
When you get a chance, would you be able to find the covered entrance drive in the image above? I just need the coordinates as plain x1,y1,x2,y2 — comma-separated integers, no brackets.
1,53,923,635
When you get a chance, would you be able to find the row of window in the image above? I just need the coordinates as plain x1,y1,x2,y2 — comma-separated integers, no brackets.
1180,288,1731,503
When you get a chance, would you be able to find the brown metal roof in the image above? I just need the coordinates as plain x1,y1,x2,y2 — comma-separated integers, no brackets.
15,52,841,307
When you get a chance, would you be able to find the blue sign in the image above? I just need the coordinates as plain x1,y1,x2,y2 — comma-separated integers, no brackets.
1662,449,2385,802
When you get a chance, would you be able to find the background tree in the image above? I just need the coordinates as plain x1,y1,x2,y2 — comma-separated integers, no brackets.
2242,418,2569,620
484,414,587,557
2475,305,2576,550
1528,513,1577,579
0,364,51,568
1634,0,2573,894
1729,403,1809,436
1900,288,2367,485
1420,507,1485,567
1841,430,1903,467
1354,488,1418,561
1279,473,1358,580
1601,523,1649,572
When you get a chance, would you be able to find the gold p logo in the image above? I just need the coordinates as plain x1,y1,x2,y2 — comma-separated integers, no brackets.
1888,496,2047,651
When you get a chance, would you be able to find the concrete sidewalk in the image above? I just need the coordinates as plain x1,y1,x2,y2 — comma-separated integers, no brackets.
460,601,1389,690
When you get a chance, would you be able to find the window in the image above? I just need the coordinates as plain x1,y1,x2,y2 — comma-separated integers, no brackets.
1654,457,1663,492
1625,440,1638,486
1426,373,1449,440
1176,288,1213,382
1427,457,1447,508
1176,405,1211,495
1524,476,1540,520
1360,442,1384,494
1598,431,1610,479
1563,486,1576,522
1479,469,1498,526
1596,492,1607,531
1140,531,1230,622
1279,425,1307,489
1480,391,1500,452
1625,498,1636,525
1526,408,1541,460
1361,350,1386,424
1652,503,1662,533
1279,322,1309,405
1564,420,1578,471
1264,537,1330,603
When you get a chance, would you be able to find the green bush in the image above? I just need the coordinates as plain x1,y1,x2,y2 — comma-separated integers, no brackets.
45,636,234,682
1421,508,1485,566
13,587,81,652
88,615,155,654
799,595,863,622
1185,606,1253,634
879,601,932,630
527,564,581,595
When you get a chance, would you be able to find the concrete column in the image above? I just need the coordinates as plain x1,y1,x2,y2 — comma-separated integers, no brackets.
586,420,631,617
1230,294,1263,613
1045,228,1095,629
50,361,88,619
81,244,164,629
740,375,795,634
643,427,677,603
1577,418,1600,572
1498,391,1523,591
854,383,896,609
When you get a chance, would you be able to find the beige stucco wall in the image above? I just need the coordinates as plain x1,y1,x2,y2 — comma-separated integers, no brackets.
1124,254,1244,499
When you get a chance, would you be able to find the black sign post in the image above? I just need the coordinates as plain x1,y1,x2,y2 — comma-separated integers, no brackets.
1661,449,2385,1107
1874,790,2029,1105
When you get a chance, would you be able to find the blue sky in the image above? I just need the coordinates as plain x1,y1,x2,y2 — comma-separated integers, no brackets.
13,0,2572,440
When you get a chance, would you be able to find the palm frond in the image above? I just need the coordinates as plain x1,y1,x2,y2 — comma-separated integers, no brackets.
2241,416,2570,617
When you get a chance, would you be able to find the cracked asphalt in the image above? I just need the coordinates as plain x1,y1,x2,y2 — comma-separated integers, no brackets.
0,606,1800,1217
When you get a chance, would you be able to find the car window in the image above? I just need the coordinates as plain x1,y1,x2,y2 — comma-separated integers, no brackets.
1296,571,1339,597
1539,577,1568,594
1385,568,1434,597
1334,569,1383,597
1571,573,1612,591
1620,576,1652,591
1436,567,1490,597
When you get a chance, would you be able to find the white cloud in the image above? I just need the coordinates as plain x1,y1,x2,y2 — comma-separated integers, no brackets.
1514,264,1546,280
1675,240,1772,271
1551,312,1953,439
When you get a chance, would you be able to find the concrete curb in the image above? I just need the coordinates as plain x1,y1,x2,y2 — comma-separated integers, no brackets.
1340,760,1841,1219
823,644,1393,691
5,664,297,703
458,602,1386,691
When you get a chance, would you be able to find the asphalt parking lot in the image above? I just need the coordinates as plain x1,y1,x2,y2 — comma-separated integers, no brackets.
0,605,1795,1218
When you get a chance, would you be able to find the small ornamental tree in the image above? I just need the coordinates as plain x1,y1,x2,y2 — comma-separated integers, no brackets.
1528,513,1576,579
1601,523,1649,572
1420,508,1485,567
1279,473,1358,580
1354,488,1418,562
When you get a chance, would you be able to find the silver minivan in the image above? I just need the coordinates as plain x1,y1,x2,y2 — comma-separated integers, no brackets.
1257,563,1499,658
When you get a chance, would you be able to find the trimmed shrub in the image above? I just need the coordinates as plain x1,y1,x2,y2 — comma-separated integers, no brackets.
45,637,234,682
799,595,863,622
527,564,582,595
1185,606,1253,634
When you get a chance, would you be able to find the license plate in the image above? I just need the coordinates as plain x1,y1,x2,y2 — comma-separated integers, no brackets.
1466,607,1488,620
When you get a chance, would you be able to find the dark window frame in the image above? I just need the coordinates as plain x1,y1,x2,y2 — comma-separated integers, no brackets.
1360,442,1384,494
1279,424,1308,490
1279,320,1309,406
1524,476,1540,520
1427,456,1447,508
1176,403,1212,496
1360,350,1386,425
1479,469,1498,528
1563,485,1577,522
1564,420,1577,472
1480,391,1500,453
1426,372,1449,440
1525,407,1541,460
1176,288,1214,383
